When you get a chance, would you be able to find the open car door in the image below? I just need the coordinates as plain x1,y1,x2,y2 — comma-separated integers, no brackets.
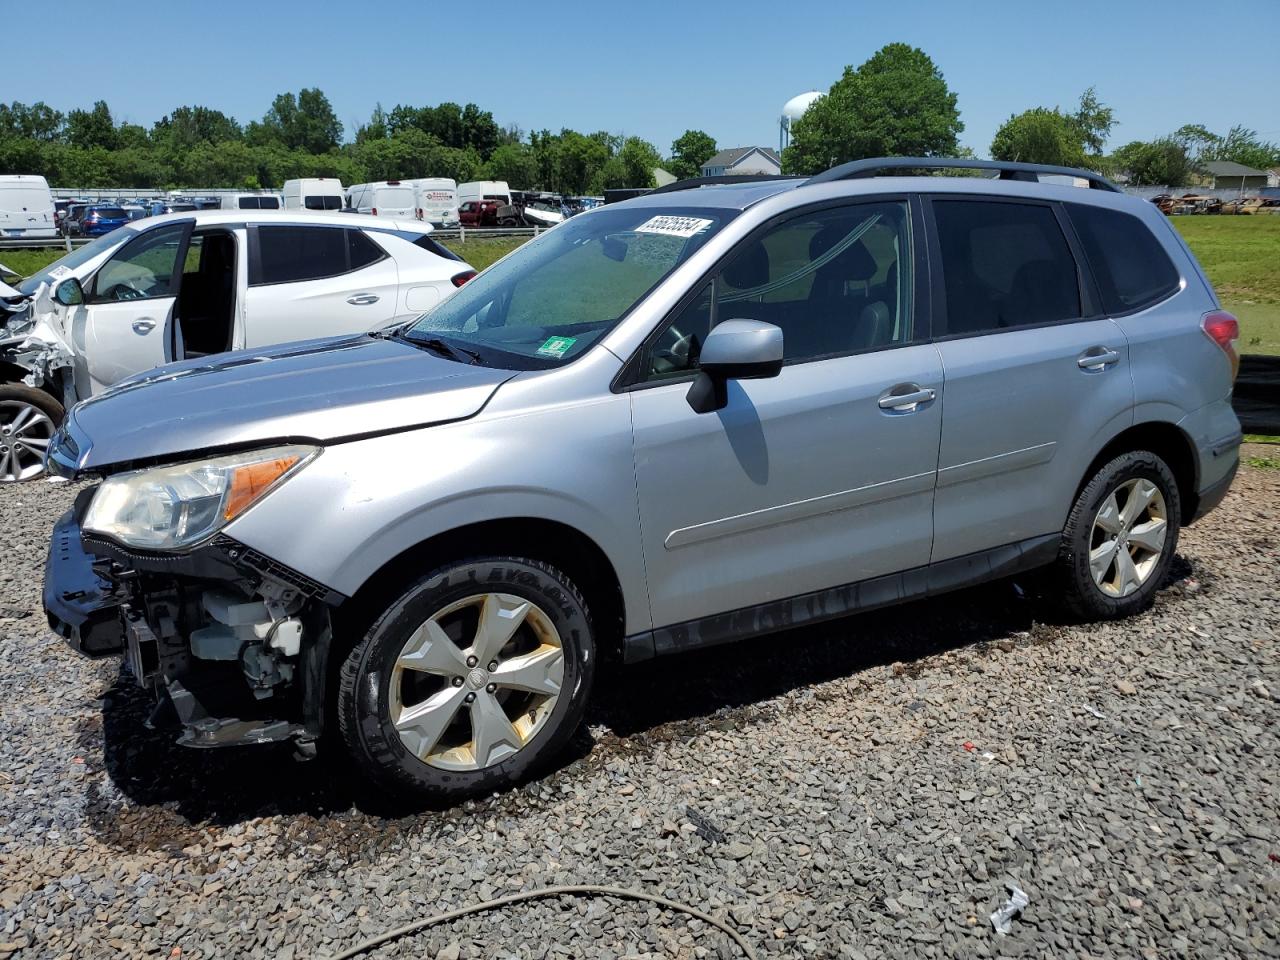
70,220,193,399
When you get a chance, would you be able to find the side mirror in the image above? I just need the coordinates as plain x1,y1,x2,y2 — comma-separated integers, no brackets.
686,319,784,414
54,277,85,307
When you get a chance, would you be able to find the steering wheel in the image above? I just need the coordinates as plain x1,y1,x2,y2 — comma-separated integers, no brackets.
106,282,147,301
649,323,697,375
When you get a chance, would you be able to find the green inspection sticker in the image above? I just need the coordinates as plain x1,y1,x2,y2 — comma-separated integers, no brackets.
536,335,577,358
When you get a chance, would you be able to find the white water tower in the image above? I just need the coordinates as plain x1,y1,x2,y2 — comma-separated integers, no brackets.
780,91,822,152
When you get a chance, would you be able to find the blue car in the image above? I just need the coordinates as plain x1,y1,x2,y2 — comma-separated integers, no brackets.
80,205,131,237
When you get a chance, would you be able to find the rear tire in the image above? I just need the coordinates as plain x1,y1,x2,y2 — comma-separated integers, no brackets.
0,383,63,483
1055,451,1181,621
337,556,595,800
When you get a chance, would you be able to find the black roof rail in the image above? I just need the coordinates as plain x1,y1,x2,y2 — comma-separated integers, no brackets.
805,157,1121,193
648,174,801,195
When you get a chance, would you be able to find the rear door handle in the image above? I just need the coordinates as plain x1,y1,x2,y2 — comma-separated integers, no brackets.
878,383,937,413
347,293,379,305
132,318,155,334
1078,347,1120,371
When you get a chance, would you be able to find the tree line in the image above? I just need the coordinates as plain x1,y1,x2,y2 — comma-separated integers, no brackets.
779,42,1278,187
0,91,692,194
4,48,1274,192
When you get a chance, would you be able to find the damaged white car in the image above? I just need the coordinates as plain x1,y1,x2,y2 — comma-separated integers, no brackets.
0,211,477,481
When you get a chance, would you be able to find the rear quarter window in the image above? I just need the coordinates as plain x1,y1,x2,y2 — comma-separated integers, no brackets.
1066,203,1181,314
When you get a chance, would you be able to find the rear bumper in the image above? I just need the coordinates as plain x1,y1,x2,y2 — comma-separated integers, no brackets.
1191,459,1238,524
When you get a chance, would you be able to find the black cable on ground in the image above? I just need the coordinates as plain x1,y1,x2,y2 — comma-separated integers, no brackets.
323,883,759,960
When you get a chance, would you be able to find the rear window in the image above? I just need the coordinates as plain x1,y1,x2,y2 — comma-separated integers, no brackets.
933,199,1081,335
375,187,414,208
92,207,127,218
1066,204,1180,314
251,225,386,285
236,196,280,209
304,195,343,210
412,234,463,262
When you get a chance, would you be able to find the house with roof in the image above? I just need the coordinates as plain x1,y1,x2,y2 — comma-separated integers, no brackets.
1267,167,1280,189
701,147,782,178
1203,160,1269,191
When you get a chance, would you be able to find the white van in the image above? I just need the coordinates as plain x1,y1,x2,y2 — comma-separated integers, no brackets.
282,178,346,212
410,178,459,227
457,180,512,207
0,175,58,240
221,193,282,211
346,181,417,219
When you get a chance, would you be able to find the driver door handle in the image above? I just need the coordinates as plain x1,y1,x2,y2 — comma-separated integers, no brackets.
347,293,379,305
132,318,156,334
1078,346,1120,371
878,384,936,413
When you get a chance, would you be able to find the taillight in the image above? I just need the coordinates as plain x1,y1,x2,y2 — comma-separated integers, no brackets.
371,207,377,216
451,270,477,288
1201,310,1240,381
416,208,424,220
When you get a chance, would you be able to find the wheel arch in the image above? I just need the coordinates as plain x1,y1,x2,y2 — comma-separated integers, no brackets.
0,360,64,407
333,516,628,666
1076,419,1200,525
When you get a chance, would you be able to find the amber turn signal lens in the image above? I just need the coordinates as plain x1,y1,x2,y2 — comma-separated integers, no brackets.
223,455,301,520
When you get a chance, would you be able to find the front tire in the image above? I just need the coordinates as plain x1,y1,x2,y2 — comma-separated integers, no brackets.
337,557,595,800
1056,451,1181,620
0,383,63,483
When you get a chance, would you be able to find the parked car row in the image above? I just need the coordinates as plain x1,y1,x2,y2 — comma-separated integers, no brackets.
1151,192,1280,216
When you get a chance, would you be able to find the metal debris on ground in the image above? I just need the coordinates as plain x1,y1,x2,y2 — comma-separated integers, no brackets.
989,884,1030,935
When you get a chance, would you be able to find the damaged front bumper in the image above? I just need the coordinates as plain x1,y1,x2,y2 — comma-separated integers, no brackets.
1,281,74,394
44,489,345,750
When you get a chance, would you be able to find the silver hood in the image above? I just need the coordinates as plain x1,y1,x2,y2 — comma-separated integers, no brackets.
52,334,516,473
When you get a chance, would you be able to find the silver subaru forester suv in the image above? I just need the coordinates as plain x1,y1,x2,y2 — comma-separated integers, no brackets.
44,158,1242,801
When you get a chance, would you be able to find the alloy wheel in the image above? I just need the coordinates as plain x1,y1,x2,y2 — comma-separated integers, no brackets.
0,400,55,482
1089,478,1168,598
388,592,565,771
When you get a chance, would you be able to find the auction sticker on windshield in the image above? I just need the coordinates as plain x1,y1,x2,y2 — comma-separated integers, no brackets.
634,216,714,238
536,335,578,358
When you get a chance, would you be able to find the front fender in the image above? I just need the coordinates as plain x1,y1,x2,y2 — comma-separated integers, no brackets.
224,392,652,633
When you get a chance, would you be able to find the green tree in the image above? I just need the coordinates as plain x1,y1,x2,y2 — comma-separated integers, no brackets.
1203,124,1280,170
153,106,242,151
669,129,717,180
990,108,1086,167
257,88,342,153
484,142,538,188
783,43,962,174
0,101,64,142
1110,138,1192,187
1172,124,1220,165
1071,87,1116,156
65,100,117,150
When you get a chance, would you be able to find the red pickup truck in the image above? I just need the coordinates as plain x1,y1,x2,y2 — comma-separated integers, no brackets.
458,199,503,227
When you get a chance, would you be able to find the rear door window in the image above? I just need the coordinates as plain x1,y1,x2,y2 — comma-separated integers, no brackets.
932,199,1081,335
251,226,386,285
1066,203,1180,314
304,195,343,210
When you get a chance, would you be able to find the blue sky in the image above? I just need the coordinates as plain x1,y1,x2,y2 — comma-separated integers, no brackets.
7,0,1278,157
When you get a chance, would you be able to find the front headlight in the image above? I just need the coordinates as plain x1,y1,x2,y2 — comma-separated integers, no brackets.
83,445,319,550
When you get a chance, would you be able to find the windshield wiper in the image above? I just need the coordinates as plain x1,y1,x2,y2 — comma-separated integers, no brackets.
403,335,485,365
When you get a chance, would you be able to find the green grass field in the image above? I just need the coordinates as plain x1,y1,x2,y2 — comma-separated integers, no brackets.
5,218,1278,352
1173,216,1280,355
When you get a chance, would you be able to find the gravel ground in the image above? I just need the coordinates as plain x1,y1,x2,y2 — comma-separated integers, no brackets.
0,466,1277,960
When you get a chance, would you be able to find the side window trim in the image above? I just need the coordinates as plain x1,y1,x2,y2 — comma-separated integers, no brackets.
612,194,921,392
922,193,1092,342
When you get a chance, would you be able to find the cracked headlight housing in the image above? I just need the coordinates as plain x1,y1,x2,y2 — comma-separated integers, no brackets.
83,445,319,550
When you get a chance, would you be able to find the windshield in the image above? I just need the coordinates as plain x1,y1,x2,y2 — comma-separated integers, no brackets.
404,204,736,369
17,228,138,294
